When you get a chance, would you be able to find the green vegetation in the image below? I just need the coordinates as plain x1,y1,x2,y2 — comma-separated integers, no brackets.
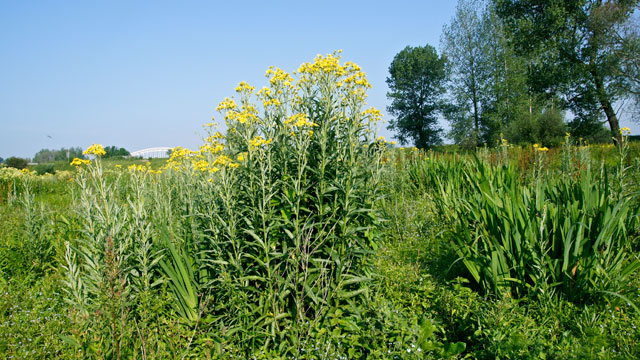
4,156,28,169
2,54,640,359
394,0,640,149
386,44,448,148
34,147,85,164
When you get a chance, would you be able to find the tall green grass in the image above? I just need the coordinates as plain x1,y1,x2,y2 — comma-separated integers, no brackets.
407,149,640,305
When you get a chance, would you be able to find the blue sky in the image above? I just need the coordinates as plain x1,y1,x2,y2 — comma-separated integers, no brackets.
0,1,637,159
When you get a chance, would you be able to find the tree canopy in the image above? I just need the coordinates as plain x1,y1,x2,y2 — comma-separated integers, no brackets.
34,147,85,163
495,0,640,142
386,45,449,148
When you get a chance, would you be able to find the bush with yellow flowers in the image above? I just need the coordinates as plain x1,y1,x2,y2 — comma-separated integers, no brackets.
60,53,389,357
164,51,388,353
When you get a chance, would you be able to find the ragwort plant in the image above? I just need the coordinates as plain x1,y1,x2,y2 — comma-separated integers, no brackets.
170,52,388,355
62,53,389,358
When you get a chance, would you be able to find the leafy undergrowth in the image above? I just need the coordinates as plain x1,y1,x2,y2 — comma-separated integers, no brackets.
0,276,73,358
379,188,640,359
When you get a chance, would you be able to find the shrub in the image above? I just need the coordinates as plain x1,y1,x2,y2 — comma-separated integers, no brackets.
35,163,55,175
61,53,390,357
5,157,28,170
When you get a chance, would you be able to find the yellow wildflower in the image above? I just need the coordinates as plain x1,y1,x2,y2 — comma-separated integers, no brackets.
70,158,91,166
216,98,238,112
235,81,255,93
83,144,106,157
249,136,272,150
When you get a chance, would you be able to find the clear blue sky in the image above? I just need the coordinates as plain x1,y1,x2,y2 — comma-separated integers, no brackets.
0,1,636,159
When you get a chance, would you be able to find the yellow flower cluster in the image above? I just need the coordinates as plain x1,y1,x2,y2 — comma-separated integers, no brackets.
192,160,209,172
265,66,295,88
70,158,91,166
83,144,106,157
200,142,225,154
343,71,371,88
249,136,273,150
216,98,238,112
127,164,161,174
164,147,195,171
298,52,346,77
216,97,259,125
361,107,383,124
285,113,318,128
533,144,549,152
620,127,631,135
235,81,255,93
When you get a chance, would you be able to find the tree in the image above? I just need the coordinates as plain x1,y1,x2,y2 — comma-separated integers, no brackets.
5,157,28,169
441,0,490,146
441,0,535,147
386,45,449,148
34,147,85,163
612,12,640,121
495,0,640,143
103,146,130,158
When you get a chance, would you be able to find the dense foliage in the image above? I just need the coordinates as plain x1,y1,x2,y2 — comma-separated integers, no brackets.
34,147,85,163
389,0,639,147
4,156,28,169
386,45,448,149
2,55,640,359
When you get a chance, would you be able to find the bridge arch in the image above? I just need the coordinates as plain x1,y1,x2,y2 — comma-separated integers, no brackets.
130,147,172,159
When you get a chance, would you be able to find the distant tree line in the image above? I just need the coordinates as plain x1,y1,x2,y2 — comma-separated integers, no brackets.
387,0,639,148
33,146,130,163
34,147,86,163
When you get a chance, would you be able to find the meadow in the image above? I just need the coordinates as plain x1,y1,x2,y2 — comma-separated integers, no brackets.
1,54,640,359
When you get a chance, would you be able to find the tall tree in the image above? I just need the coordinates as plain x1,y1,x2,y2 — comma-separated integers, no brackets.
386,45,449,148
441,0,489,146
481,3,533,140
611,12,640,121
495,0,640,143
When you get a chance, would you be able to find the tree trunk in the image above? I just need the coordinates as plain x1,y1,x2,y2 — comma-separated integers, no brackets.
591,69,621,144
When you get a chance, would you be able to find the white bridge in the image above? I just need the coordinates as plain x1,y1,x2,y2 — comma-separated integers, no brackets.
130,147,172,159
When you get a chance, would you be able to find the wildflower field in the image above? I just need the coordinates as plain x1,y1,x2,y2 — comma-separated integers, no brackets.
2,54,640,359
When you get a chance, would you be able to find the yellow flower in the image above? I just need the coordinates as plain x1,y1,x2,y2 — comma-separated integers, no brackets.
128,164,149,172
362,108,383,123
70,158,91,166
620,127,631,135
249,136,272,150
533,144,539,148
285,113,317,128
235,81,255,93
83,144,106,157
216,98,238,112
537,147,549,152
192,160,209,172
